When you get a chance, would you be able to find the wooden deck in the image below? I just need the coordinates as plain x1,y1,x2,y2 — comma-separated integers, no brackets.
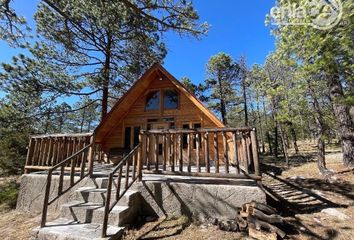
24,127,261,237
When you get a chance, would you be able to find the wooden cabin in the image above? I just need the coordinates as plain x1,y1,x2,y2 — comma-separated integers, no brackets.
94,63,229,164
24,64,261,237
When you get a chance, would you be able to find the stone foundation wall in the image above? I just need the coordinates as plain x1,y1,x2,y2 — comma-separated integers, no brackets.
16,174,97,214
134,177,266,221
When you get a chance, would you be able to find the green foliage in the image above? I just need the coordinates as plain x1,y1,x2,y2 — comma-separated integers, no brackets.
0,180,19,209
203,52,240,124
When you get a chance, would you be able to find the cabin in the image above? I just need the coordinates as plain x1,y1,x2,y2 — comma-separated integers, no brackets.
21,63,264,239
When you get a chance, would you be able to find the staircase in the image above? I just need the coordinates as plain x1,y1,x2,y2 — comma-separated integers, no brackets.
32,177,141,240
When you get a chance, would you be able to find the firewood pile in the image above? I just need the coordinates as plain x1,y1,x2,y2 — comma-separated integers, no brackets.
214,201,286,240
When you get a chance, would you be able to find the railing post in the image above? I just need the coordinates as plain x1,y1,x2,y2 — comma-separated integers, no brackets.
88,135,95,177
102,172,113,238
137,133,143,181
250,128,260,177
41,169,53,227
233,131,240,174
24,137,35,173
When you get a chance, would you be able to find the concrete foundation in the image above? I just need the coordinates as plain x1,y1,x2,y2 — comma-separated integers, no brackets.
135,174,266,221
16,173,104,214
17,173,266,222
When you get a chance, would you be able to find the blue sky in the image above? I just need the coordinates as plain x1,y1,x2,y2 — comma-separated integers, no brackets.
0,0,276,88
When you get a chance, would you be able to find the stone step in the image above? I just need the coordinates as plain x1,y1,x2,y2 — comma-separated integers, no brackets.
92,176,137,189
75,187,140,206
32,218,124,240
60,201,132,226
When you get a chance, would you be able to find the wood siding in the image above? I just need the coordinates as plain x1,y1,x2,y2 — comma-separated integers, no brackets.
102,76,219,153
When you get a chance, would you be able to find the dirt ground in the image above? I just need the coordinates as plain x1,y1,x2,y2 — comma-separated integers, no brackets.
0,140,353,240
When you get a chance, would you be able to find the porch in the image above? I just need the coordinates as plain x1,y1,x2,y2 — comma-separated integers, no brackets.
23,127,262,237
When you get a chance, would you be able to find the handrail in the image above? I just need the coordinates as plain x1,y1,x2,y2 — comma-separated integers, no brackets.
101,143,141,237
25,133,96,173
141,127,255,134
40,135,95,227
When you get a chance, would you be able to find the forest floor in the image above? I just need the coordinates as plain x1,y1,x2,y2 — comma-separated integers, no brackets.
0,140,353,240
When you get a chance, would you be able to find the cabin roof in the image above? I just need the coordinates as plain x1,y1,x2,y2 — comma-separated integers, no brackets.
94,63,225,142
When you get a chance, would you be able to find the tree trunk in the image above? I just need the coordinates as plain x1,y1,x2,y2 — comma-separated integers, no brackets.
274,124,278,159
291,127,299,154
328,73,354,167
101,32,112,120
256,100,265,153
307,78,330,176
242,81,249,126
267,131,273,154
278,122,289,166
220,98,227,125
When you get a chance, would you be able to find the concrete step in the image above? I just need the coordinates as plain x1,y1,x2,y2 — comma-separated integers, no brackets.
60,201,133,226
32,218,124,240
75,187,140,206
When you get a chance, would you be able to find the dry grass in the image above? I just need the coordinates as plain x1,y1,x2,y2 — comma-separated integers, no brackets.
0,210,40,240
123,216,245,240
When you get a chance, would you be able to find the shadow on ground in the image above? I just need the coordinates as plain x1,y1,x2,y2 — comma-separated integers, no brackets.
261,162,353,240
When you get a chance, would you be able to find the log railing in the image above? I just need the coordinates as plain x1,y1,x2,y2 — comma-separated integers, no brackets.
102,143,141,237
25,133,94,173
140,127,261,180
40,135,95,228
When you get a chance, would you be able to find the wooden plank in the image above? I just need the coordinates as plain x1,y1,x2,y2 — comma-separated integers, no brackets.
25,137,35,170
242,133,249,174
142,127,254,135
47,138,53,166
196,133,200,172
214,132,219,173
58,165,64,194
132,150,137,180
222,132,229,173
154,134,158,171
179,134,183,171
187,133,192,172
137,133,144,181
125,159,130,189
171,134,175,172
41,169,53,227
146,135,150,170
143,170,262,181
204,132,210,173
87,136,95,177
162,134,167,171
116,167,123,201
32,139,40,166
233,131,240,174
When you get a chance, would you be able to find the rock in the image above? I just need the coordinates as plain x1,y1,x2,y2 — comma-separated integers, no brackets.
321,208,349,220
288,176,306,181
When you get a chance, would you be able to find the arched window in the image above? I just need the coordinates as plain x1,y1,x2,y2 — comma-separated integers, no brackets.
163,89,179,109
145,90,160,110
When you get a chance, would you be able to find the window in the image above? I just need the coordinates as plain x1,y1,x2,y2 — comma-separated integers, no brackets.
163,89,178,109
145,91,160,110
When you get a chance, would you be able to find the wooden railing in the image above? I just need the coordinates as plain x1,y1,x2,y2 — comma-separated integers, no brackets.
140,127,261,180
102,143,141,237
40,135,95,227
25,133,94,173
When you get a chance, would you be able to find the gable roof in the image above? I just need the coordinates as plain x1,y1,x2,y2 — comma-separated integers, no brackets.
94,63,225,142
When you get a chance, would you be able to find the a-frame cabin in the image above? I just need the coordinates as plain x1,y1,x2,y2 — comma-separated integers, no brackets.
95,63,224,160
23,63,262,238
